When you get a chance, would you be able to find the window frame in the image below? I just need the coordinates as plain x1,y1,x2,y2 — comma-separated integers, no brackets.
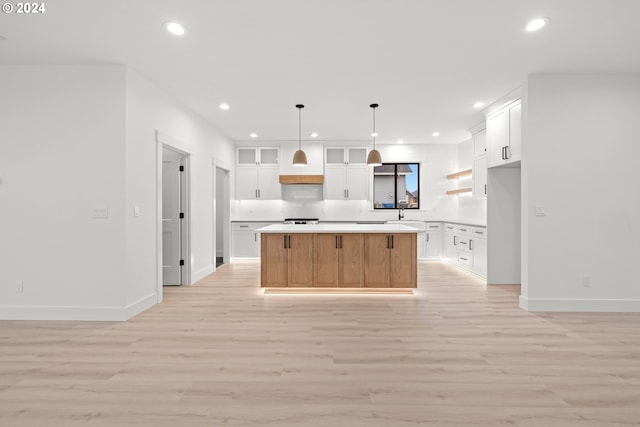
372,162,420,210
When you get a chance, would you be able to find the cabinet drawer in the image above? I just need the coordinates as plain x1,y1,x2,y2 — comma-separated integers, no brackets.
455,225,471,235
456,235,470,251
444,223,456,232
458,252,473,266
470,227,487,239
232,222,257,231
425,222,442,231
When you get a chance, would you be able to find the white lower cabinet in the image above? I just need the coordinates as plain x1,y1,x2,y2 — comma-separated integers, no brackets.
443,222,486,279
469,226,487,277
443,223,457,264
425,222,442,259
232,222,272,257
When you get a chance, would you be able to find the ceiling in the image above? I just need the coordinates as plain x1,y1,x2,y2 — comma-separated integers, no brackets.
2,0,640,145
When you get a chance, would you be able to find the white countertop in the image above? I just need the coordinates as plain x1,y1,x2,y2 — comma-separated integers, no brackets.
257,223,420,233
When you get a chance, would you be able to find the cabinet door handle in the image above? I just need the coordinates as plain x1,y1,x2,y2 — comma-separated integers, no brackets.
240,225,249,228
254,233,257,242
454,236,457,246
469,239,473,250
505,145,510,160
336,235,339,249
426,233,429,242
391,235,394,249
284,235,288,249
484,184,487,195
339,235,343,249
386,235,390,249
461,257,468,261
346,189,349,198
501,146,505,160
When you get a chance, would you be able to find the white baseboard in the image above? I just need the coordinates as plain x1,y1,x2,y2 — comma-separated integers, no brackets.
124,293,157,320
0,293,157,321
193,264,214,283
520,296,640,312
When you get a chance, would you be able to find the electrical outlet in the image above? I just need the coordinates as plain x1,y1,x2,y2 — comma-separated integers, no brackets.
16,280,23,293
582,275,591,287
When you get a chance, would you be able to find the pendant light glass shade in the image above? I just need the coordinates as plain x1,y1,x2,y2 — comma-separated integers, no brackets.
367,103,382,166
292,104,308,167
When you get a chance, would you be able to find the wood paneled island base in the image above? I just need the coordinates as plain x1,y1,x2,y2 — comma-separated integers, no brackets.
258,223,417,291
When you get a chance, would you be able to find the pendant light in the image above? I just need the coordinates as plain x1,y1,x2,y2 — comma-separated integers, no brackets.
292,104,308,167
367,103,382,166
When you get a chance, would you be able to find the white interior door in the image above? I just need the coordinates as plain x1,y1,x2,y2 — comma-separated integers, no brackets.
162,148,184,286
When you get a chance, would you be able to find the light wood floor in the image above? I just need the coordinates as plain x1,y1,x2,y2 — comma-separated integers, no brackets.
1,261,639,426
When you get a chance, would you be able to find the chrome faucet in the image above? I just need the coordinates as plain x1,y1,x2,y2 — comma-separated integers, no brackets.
398,207,404,220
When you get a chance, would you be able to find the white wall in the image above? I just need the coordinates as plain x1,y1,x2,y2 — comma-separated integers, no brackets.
124,68,235,299
231,143,459,222
522,74,640,311
0,65,127,320
0,65,235,320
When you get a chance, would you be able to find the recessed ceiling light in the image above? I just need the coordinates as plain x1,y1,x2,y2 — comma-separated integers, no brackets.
163,21,185,36
250,133,257,138
310,132,318,138
397,139,404,144
432,132,440,137
473,101,485,109
525,17,549,32
371,132,378,137
219,103,230,110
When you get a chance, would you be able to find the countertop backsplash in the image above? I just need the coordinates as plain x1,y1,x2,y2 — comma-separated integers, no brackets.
230,198,485,226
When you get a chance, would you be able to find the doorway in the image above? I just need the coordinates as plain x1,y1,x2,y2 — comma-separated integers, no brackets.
215,165,230,269
162,146,189,286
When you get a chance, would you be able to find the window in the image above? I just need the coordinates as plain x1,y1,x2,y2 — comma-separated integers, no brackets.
373,163,420,209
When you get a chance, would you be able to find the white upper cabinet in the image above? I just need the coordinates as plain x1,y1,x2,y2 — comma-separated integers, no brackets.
486,99,521,168
235,147,280,200
472,156,487,198
237,147,279,166
472,129,487,158
324,147,368,200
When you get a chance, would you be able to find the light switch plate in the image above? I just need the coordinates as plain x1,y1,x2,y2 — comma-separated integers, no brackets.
134,206,140,217
535,205,546,217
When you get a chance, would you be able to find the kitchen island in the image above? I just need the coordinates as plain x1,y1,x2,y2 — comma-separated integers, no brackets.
258,223,417,292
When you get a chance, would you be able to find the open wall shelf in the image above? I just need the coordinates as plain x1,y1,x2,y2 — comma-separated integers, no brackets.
446,188,472,195
446,168,473,195
446,169,472,180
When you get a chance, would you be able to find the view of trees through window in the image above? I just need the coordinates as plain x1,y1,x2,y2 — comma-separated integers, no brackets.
373,163,420,209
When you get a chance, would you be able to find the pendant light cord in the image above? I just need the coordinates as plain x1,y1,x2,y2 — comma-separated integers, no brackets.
370,103,378,149
296,104,304,150
299,107,301,150
372,106,376,149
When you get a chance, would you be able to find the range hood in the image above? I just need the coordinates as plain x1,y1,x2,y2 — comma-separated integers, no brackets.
279,175,324,185
279,175,324,201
